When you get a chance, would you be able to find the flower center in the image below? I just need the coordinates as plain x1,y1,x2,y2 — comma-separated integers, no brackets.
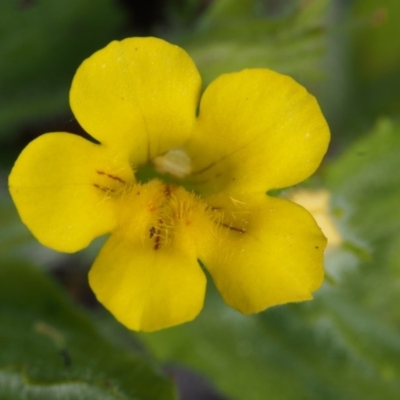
92,164,248,252
115,179,220,251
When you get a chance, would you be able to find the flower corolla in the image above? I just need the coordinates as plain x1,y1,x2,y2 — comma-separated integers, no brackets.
9,37,330,331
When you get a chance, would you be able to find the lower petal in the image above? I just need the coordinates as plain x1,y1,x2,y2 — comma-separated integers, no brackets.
8,133,133,252
89,232,206,332
200,194,326,313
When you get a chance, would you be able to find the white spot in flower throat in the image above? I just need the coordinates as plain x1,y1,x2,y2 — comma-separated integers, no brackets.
153,149,191,178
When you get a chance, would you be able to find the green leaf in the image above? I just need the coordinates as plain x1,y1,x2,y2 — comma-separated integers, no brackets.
350,0,400,116
177,0,329,86
0,260,176,400
201,0,254,19
327,118,400,251
0,0,126,140
326,118,400,318
351,0,400,78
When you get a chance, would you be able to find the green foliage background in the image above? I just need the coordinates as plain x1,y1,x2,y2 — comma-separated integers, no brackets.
1,0,400,399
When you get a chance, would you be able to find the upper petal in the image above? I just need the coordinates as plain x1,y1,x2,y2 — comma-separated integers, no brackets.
184,69,330,195
70,37,202,165
8,133,134,252
89,232,206,332
200,193,326,313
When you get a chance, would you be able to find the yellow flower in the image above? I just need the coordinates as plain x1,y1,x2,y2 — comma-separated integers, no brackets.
9,37,330,331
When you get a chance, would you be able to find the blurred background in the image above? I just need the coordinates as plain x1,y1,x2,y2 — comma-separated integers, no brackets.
1,0,400,399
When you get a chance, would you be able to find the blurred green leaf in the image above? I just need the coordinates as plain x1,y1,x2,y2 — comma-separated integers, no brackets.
0,0,126,140
351,0,400,116
178,0,329,86
327,118,400,254
0,260,176,400
202,0,254,19
326,118,400,318
351,0,400,78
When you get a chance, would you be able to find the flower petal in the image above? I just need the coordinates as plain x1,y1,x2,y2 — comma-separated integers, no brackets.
184,69,330,195
89,233,206,332
70,37,202,165
200,193,326,313
8,133,134,252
